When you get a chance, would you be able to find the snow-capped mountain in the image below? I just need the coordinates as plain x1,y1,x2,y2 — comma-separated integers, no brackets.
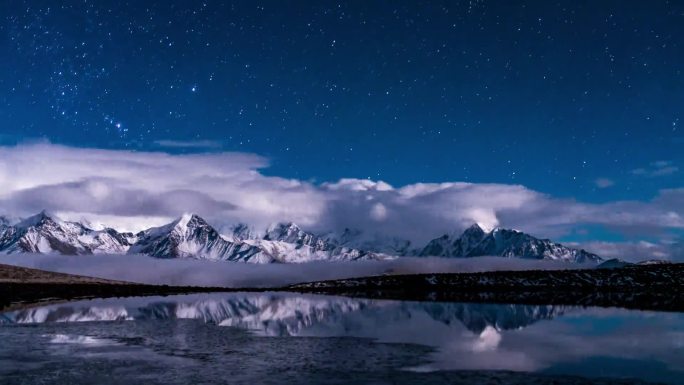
128,214,266,262
0,211,387,263
244,222,387,263
597,258,672,269
0,211,601,263
0,211,134,255
327,228,417,256
420,224,488,258
419,224,602,263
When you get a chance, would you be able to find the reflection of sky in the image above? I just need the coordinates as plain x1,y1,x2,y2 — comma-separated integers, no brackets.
522,310,684,384
2,293,683,384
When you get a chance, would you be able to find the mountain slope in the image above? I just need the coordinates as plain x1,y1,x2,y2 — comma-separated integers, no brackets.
129,214,266,262
245,222,387,262
326,228,417,256
420,224,602,263
0,211,135,255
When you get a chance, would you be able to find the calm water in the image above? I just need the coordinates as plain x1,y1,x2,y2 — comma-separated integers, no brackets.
0,293,682,385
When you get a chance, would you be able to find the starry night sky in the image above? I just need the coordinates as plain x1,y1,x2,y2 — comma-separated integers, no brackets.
1,0,682,203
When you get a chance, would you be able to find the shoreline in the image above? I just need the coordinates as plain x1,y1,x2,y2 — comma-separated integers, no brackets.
287,263,684,312
286,287,683,312
1,263,682,313
0,282,246,312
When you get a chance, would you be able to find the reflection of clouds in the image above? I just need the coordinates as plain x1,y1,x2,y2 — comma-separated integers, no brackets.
472,326,500,352
3,293,683,382
47,334,118,346
415,327,540,372
483,309,684,376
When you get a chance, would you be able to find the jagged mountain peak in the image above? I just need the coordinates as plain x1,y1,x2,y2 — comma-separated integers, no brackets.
16,210,60,228
266,221,301,233
129,213,264,261
172,213,210,231
140,213,211,239
0,212,601,264
465,223,486,232
490,227,524,235
420,223,487,258
328,228,416,256
0,210,94,255
263,221,330,249
257,222,388,262
264,221,310,243
136,213,219,242
462,223,488,238
420,223,602,263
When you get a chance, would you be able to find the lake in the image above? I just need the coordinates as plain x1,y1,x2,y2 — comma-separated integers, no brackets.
0,292,682,384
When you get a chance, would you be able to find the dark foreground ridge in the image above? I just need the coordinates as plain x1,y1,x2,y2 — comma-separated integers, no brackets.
287,263,684,312
0,264,237,311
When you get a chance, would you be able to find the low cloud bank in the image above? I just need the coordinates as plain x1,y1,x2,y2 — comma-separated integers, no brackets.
0,254,587,288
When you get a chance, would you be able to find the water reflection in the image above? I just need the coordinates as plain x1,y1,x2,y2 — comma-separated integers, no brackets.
1,293,565,335
1,292,682,384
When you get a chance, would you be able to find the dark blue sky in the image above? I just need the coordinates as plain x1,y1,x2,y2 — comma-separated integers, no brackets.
1,0,682,202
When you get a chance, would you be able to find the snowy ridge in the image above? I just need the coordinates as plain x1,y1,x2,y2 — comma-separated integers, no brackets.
0,211,136,255
419,224,602,263
0,211,388,263
326,228,418,256
128,213,265,262
0,211,602,263
237,222,388,263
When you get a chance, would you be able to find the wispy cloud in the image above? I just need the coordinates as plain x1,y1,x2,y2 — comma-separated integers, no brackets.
631,160,679,177
594,178,615,188
153,139,224,149
568,240,682,262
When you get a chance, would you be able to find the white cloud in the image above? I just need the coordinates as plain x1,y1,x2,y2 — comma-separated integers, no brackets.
594,178,615,188
0,143,682,254
472,326,501,352
568,241,682,262
0,143,324,232
369,202,388,221
631,160,679,177
323,178,394,192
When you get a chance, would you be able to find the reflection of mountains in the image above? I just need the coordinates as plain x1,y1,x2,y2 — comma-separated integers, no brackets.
1,294,566,335
417,302,562,333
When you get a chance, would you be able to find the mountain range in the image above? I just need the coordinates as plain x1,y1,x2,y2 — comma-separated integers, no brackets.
419,224,601,263
0,211,602,264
